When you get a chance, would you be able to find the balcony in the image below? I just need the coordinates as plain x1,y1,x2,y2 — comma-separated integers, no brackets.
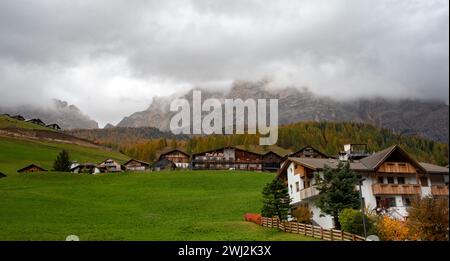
299,186,319,200
431,185,449,196
372,183,421,195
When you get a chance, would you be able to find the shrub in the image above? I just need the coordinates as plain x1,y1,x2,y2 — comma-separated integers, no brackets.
291,206,313,224
407,196,449,241
339,208,375,236
376,216,410,241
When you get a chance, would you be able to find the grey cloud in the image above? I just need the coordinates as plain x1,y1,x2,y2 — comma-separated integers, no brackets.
0,0,448,126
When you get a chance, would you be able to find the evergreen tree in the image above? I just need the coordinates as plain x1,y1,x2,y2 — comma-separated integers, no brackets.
315,162,360,229
53,150,71,172
261,179,291,220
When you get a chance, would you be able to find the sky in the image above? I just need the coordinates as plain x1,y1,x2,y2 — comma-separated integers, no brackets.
0,0,448,127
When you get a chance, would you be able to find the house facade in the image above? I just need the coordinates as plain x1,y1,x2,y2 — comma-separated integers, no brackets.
278,144,449,229
123,159,150,172
192,145,291,171
97,159,122,172
157,148,190,169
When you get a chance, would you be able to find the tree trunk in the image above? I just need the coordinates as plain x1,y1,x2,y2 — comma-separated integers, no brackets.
333,215,341,230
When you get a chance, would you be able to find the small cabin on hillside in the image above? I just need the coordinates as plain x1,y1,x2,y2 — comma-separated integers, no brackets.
97,159,122,173
123,159,150,172
0,172,6,178
46,123,61,130
26,118,46,126
1,113,10,117
17,164,48,173
157,148,190,169
71,163,100,174
11,115,25,121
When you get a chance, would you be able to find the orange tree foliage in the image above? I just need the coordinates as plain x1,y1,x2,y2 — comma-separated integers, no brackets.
376,216,411,241
407,196,449,241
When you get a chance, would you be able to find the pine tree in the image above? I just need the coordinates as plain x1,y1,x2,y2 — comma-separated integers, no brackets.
53,150,71,172
261,179,291,220
315,162,360,229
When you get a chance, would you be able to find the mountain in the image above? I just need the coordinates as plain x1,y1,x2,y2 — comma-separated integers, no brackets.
116,80,449,143
104,123,115,129
0,99,99,130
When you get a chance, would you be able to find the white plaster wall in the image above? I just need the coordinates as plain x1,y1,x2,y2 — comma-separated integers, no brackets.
306,199,335,229
287,162,301,204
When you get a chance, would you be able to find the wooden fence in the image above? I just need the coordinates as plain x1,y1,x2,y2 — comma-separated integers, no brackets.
261,217,366,241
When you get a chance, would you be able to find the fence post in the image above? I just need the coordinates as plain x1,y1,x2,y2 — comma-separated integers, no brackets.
352,234,356,241
330,230,334,241
341,230,344,241
312,226,314,237
320,228,323,239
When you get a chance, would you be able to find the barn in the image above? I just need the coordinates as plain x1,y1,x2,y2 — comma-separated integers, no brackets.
17,164,48,173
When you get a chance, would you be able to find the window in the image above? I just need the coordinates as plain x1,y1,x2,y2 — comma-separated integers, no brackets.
289,184,293,194
397,177,405,184
387,177,395,184
420,177,429,187
403,197,412,207
295,182,300,192
378,177,384,184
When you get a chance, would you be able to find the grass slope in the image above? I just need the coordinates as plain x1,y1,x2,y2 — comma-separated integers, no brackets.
0,171,317,241
0,136,129,174
0,115,53,131
0,136,316,241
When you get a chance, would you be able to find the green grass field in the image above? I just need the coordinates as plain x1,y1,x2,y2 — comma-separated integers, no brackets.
0,135,317,241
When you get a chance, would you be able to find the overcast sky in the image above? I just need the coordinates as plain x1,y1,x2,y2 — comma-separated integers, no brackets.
0,0,448,127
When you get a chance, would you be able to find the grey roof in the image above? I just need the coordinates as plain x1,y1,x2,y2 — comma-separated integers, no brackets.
419,162,450,174
288,157,369,172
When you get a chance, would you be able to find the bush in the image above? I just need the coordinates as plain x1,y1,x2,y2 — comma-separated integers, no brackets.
339,208,375,236
407,196,449,241
376,216,410,241
291,206,313,224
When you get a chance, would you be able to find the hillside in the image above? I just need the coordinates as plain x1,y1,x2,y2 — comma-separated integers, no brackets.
0,115,129,175
0,99,99,130
116,81,449,143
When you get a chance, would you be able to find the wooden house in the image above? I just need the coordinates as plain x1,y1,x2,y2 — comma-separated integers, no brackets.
152,158,176,171
287,145,330,159
46,123,61,130
123,159,150,172
71,163,100,174
26,118,46,126
157,148,190,168
17,164,48,173
97,159,123,173
192,145,291,172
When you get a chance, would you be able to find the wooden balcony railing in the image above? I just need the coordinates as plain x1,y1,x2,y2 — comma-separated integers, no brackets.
372,183,421,195
299,186,320,200
431,185,449,196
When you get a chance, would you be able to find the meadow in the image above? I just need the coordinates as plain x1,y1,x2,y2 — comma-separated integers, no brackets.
0,136,316,241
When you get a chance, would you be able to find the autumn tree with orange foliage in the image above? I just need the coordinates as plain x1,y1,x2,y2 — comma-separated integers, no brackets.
407,196,449,241
376,216,410,241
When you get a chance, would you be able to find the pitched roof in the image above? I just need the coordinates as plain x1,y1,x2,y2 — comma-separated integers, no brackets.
234,145,292,157
360,145,426,172
287,157,369,172
419,163,449,174
288,145,331,158
123,159,150,167
70,163,98,171
17,164,48,172
157,147,190,159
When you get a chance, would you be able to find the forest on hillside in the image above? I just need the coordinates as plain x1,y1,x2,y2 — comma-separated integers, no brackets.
107,122,448,166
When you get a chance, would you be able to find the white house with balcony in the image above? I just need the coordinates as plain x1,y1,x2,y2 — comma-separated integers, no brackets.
278,144,449,229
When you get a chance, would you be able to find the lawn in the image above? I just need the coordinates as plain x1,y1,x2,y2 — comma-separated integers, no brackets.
0,135,317,241
0,171,318,241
